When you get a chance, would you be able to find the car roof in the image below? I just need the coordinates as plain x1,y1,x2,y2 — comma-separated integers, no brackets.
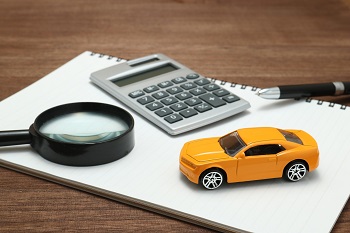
237,127,285,145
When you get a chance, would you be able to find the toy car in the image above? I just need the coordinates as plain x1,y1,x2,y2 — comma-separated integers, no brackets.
179,127,319,190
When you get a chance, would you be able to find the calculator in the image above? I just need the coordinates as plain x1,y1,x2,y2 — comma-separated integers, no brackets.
90,54,250,135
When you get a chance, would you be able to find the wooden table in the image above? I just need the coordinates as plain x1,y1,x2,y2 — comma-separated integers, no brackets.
0,0,349,232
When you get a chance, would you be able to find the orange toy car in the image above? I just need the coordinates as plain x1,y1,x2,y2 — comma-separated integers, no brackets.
180,127,319,190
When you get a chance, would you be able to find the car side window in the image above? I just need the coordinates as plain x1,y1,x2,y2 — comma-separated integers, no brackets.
244,144,285,156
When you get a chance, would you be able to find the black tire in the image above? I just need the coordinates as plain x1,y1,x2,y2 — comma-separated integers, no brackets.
200,169,224,190
283,161,308,182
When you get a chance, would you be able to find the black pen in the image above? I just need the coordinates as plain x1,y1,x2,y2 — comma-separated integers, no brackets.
256,82,350,99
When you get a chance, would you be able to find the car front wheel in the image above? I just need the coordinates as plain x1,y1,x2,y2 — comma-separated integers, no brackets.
200,169,224,190
284,161,307,182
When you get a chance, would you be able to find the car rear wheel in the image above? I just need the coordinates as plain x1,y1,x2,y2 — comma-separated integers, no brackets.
200,169,224,190
284,161,307,182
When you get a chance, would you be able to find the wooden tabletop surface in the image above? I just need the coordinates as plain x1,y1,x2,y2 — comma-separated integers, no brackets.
0,0,349,232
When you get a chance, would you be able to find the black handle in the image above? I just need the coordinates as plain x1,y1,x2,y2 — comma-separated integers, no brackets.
0,130,31,146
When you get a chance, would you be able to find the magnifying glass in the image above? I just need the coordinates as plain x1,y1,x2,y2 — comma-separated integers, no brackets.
0,102,135,166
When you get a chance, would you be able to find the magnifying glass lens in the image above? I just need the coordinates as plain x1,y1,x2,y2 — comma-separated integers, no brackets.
39,112,129,144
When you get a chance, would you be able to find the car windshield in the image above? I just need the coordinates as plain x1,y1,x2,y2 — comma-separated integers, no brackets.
278,129,303,145
219,131,246,156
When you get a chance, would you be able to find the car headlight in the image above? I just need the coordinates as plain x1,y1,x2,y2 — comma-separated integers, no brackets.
181,157,197,169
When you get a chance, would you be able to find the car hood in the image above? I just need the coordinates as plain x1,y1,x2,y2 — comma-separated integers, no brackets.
184,137,227,162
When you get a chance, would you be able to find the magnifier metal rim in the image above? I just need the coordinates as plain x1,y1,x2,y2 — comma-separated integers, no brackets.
29,102,135,166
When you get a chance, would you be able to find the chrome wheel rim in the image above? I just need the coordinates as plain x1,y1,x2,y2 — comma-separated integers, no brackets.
287,163,307,181
202,171,223,190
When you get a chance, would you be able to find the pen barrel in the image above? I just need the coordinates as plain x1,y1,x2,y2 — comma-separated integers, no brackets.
343,82,350,94
0,130,31,147
279,83,336,98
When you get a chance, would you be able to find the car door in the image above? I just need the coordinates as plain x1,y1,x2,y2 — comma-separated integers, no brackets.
235,144,285,182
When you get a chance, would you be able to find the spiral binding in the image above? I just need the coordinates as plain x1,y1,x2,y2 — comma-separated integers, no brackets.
210,78,348,110
90,52,125,62
209,78,259,93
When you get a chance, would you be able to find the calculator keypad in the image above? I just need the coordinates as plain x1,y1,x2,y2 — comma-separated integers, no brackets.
130,75,240,124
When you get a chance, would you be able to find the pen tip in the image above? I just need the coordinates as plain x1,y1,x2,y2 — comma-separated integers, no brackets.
255,87,280,99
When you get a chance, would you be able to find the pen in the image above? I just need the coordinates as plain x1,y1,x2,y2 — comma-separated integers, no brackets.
256,82,350,99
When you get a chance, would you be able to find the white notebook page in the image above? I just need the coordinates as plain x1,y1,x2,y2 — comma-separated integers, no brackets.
0,51,349,233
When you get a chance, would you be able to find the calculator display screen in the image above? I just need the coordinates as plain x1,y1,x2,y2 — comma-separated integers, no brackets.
113,63,178,87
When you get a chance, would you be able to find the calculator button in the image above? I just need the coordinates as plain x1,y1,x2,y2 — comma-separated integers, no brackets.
146,102,164,111
204,84,220,91
223,94,240,103
190,87,206,96
213,89,230,97
158,81,173,88
152,91,169,99
155,108,173,117
164,114,183,124
180,82,197,90
186,73,200,79
172,77,186,84
194,103,212,113
137,96,155,105
199,93,226,107
143,85,159,93
180,108,198,118
170,102,188,112
194,78,211,86
166,86,183,95
129,90,145,98
185,97,202,106
175,92,192,100
161,97,178,105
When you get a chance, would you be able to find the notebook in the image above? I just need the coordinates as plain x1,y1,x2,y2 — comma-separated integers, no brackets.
0,51,349,233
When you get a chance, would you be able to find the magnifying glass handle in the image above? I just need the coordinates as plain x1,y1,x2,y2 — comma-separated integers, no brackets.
0,130,31,147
